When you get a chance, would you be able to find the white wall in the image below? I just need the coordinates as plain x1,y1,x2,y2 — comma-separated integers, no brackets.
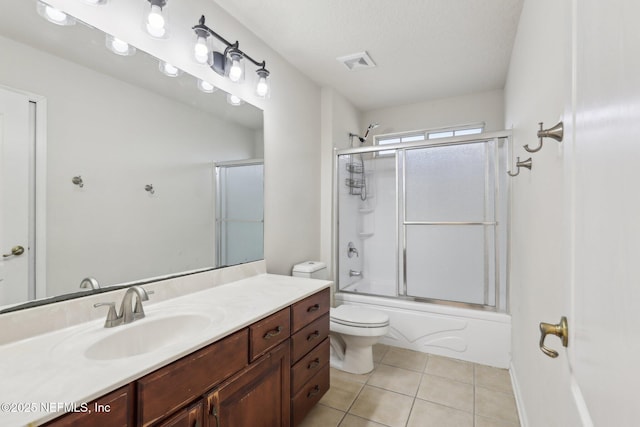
362,89,504,140
0,35,256,296
320,88,361,277
46,0,323,276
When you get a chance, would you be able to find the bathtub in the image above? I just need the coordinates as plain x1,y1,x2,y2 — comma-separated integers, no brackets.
335,281,511,368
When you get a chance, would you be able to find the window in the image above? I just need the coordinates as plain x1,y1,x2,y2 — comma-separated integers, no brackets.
375,123,485,156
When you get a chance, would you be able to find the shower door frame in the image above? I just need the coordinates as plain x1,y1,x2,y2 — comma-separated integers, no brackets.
333,130,512,312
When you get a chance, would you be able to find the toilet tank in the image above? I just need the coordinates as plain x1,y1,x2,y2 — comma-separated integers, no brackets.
292,261,328,280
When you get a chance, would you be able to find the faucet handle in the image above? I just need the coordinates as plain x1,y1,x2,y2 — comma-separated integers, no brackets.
133,289,154,320
94,302,119,328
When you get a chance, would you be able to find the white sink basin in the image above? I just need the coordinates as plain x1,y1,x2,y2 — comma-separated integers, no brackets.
84,314,213,360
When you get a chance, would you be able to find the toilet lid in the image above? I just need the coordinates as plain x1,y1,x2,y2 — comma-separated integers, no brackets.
330,305,390,328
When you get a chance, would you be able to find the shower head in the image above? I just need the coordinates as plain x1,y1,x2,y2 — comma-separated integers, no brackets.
363,123,379,140
350,123,380,145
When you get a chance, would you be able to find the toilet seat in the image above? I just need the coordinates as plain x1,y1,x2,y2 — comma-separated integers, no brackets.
330,305,389,328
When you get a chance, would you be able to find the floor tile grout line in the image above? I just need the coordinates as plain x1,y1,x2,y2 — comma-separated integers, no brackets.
473,363,476,427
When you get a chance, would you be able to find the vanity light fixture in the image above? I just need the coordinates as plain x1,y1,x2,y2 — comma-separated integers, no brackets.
36,1,76,26
159,61,181,77
226,93,243,107
105,34,136,56
192,15,271,97
143,0,169,39
197,79,217,93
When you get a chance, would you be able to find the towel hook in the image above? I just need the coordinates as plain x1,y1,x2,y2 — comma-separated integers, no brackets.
508,157,533,177
524,121,564,153
144,184,155,195
72,176,84,188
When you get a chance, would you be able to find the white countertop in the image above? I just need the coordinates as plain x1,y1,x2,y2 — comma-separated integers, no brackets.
0,273,331,427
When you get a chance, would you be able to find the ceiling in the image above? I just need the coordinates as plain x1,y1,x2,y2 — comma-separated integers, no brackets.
214,0,524,112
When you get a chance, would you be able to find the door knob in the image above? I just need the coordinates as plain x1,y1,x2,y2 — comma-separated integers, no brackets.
539,316,568,358
3,246,25,258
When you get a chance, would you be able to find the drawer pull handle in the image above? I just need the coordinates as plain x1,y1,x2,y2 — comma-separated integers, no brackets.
307,358,320,369
307,385,321,398
210,404,219,427
263,325,283,339
307,331,320,341
307,304,320,313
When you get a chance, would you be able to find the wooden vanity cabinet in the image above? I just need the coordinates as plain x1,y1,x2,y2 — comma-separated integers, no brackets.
42,288,330,427
41,384,135,427
289,289,331,426
154,401,203,427
137,330,249,427
205,339,291,427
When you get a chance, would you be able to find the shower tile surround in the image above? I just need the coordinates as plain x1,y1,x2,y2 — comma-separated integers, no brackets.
301,345,520,427
0,261,334,426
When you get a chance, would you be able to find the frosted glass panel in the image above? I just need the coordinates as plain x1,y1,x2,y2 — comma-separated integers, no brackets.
216,163,264,266
222,222,264,266
405,142,495,222
405,225,495,305
221,164,264,221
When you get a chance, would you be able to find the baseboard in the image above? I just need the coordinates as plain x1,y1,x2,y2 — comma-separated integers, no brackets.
510,361,528,427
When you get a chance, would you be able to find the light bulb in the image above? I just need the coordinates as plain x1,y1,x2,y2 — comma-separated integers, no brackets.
227,94,242,106
111,38,130,54
146,5,166,37
45,5,67,22
194,37,209,64
160,61,180,77
256,77,269,98
147,5,165,29
36,1,75,26
228,59,242,82
197,80,216,93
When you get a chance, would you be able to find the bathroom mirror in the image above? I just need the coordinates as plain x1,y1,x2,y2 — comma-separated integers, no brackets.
0,2,264,311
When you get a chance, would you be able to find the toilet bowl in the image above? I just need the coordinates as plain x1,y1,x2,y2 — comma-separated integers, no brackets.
291,261,389,375
329,305,389,374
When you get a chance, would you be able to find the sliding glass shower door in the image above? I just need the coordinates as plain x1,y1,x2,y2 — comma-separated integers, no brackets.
401,140,502,307
215,161,264,267
335,133,509,311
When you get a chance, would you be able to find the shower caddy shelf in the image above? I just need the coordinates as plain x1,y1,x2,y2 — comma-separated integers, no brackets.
345,158,366,196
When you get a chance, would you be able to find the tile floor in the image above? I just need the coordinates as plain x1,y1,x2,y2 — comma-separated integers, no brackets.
299,344,520,427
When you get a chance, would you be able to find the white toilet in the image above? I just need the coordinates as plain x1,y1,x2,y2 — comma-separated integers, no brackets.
292,261,390,375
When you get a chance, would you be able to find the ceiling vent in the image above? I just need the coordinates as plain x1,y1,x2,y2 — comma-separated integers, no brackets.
336,51,376,71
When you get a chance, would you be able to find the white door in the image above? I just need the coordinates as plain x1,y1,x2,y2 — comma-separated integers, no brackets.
567,0,640,424
0,87,32,306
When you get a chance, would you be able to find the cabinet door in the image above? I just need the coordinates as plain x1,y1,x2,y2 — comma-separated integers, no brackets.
155,401,203,427
206,340,291,427
42,384,134,427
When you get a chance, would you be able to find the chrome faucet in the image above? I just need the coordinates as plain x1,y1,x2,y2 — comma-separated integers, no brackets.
347,242,359,258
120,286,152,323
80,277,100,290
349,269,362,277
94,286,153,328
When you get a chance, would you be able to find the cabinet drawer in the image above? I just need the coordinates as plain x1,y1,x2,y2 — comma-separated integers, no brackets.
291,314,329,364
291,337,329,394
42,384,134,427
137,329,248,427
249,307,291,362
154,400,203,427
291,363,330,427
291,288,330,333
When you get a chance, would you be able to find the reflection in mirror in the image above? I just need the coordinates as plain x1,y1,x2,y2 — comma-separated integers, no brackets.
0,2,264,311
215,160,264,267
